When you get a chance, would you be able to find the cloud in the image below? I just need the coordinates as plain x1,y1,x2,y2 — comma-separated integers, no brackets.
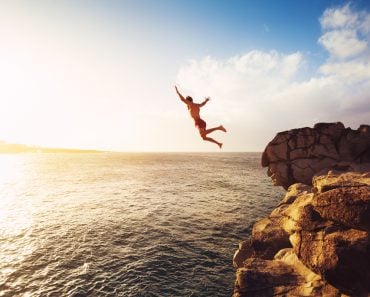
319,3,369,59
318,29,367,59
177,51,304,119
176,3,370,151
320,3,358,29
318,3,370,82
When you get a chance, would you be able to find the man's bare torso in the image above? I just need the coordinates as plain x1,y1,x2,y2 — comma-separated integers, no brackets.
187,102,201,120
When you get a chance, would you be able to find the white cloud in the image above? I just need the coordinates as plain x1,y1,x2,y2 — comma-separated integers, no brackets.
318,29,367,59
320,3,358,29
178,51,303,97
177,51,304,124
176,4,370,151
360,14,370,33
319,61,370,80
319,3,369,60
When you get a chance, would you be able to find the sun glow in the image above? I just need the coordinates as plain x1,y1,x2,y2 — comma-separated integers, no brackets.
0,156,33,237
0,2,369,152
0,156,35,289
0,155,36,288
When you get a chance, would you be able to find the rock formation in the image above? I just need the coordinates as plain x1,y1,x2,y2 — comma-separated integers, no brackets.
261,122,370,189
234,123,370,297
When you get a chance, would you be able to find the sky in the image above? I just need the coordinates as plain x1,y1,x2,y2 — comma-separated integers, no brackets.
0,0,369,152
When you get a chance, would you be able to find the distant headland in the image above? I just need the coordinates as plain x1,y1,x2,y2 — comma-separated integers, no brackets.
0,140,102,154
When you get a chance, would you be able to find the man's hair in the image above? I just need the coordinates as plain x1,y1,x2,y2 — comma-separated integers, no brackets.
186,96,193,102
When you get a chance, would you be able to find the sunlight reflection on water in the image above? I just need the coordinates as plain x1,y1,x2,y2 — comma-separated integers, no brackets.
0,155,34,237
0,153,283,296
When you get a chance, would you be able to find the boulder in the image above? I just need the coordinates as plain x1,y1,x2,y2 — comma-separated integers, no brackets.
233,184,311,266
232,217,291,267
262,123,370,189
290,228,370,296
279,191,332,234
313,169,370,193
250,217,291,259
313,186,370,231
233,249,344,297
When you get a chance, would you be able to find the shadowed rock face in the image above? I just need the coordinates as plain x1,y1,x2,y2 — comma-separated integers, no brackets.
261,122,370,189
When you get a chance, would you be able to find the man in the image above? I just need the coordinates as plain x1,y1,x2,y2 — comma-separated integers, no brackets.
175,86,226,149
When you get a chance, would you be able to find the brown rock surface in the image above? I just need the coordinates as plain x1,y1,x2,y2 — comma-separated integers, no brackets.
313,169,370,193
232,216,291,268
233,184,311,266
313,186,370,231
234,123,370,296
233,249,345,297
290,228,370,296
262,122,370,189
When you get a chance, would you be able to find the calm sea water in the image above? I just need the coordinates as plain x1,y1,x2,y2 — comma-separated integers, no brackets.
0,153,283,297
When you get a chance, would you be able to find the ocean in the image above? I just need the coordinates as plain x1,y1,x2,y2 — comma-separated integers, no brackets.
0,152,283,297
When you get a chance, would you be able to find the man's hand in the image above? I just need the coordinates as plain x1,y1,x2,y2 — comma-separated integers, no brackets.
175,85,187,103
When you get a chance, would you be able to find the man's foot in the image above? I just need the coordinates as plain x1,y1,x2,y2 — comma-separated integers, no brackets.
218,143,223,149
219,125,227,132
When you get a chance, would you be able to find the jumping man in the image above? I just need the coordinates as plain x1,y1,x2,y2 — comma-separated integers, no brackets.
175,86,226,149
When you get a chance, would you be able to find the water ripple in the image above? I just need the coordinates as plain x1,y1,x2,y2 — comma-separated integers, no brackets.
0,153,283,296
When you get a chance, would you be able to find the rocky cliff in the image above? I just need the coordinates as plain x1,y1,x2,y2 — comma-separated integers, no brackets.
233,123,370,297
261,122,370,189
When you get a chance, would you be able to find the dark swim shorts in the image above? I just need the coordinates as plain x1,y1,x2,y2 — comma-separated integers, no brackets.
195,118,206,130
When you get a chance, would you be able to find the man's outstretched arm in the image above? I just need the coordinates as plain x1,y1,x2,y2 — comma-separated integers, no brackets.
175,86,187,104
198,97,210,107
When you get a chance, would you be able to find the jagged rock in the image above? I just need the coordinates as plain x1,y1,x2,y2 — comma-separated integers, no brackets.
313,169,370,193
290,228,370,296
262,122,370,189
275,183,312,207
234,123,370,297
234,257,309,297
233,239,254,268
233,249,344,297
313,186,370,231
280,191,318,234
271,183,332,235
233,185,311,266
274,249,345,297
250,217,291,259
311,171,370,231
232,217,291,268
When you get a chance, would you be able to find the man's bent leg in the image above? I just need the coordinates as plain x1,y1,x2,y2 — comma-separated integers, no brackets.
200,132,222,148
205,125,227,135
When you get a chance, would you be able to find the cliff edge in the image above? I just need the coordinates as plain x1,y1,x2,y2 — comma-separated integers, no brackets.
261,122,370,189
233,122,370,296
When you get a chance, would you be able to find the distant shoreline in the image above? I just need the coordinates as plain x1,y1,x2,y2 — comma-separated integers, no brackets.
0,141,102,154
0,141,260,154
